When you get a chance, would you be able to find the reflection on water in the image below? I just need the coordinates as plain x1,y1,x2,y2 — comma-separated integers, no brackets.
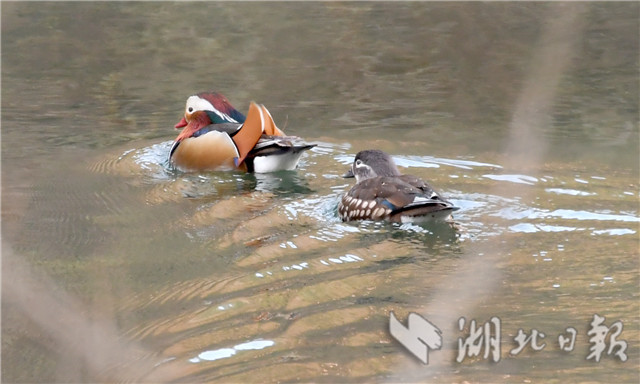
482,173,539,185
189,339,276,363
545,187,597,197
2,2,639,383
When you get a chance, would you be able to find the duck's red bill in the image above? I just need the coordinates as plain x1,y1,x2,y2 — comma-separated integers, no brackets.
174,117,188,129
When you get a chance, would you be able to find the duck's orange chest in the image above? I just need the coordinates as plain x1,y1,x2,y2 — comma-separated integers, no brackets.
170,132,246,172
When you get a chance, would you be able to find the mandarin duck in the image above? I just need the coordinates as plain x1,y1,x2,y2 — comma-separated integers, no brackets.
170,92,315,173
338,150,459,222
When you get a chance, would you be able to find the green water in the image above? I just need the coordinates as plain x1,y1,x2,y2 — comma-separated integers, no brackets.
2,2,638,383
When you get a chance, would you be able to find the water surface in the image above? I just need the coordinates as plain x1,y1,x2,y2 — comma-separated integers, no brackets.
2,2,638,383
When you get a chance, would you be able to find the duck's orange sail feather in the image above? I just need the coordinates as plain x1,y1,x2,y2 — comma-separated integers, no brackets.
259,105,286,136
232,102,271,166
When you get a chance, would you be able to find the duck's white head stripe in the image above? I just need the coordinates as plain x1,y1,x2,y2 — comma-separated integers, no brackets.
186,95,239,123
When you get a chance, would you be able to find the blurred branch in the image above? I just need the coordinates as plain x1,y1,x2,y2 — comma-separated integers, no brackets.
2,244,188,382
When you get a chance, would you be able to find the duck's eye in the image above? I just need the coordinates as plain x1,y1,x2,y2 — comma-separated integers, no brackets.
187,107,194,113
355,159,363,167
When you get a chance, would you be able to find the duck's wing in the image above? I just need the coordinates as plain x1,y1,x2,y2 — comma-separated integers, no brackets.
244,135,316,173
389,176,459,219
340,176,457,222
250,135,315,156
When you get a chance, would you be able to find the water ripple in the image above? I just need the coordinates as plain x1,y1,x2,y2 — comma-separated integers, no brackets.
539,209,640,222
132,141,175,180
189,339,275,363
482,174,539,185
509,223,584,233
545,188,596,196
591,228,637,236
335,153,502,171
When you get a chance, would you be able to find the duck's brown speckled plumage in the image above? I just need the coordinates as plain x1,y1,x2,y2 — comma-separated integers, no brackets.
338,150,458,222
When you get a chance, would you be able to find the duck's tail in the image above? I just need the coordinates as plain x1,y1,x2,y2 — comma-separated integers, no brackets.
245,136,316,173
389,198,459,222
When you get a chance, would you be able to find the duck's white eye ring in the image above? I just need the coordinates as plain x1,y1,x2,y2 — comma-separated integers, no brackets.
355,159,363,167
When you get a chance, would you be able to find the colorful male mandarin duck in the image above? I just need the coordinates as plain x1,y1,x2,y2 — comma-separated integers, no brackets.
338,150,459,222
170,92,315,173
